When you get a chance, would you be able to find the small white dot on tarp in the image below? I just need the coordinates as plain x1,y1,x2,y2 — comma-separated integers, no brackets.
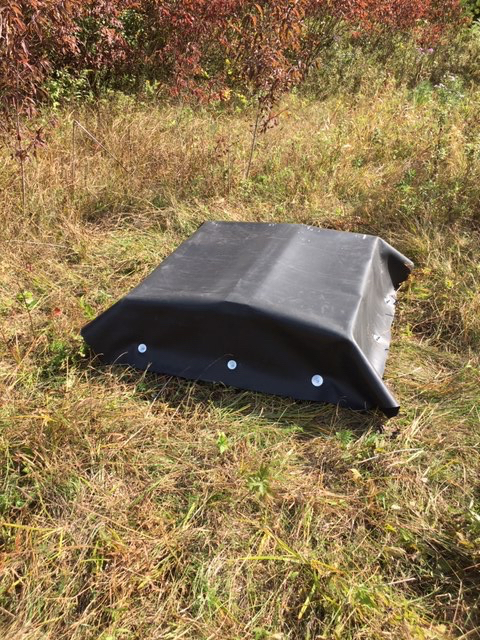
311,375,323,387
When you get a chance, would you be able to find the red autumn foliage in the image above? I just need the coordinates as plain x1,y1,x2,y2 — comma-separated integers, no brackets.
0,0,465,114
72,0,131,70
0,1,79,111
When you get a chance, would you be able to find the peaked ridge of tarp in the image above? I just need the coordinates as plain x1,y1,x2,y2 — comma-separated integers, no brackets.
81,222,413,416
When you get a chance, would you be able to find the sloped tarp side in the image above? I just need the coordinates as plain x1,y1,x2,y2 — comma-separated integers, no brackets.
81,222,413,416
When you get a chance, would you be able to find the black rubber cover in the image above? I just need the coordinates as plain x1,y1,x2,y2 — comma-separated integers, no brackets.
81,222,413,416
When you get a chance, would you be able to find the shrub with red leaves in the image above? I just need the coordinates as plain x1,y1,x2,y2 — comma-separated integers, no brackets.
0,0,465,115
0,1,78,112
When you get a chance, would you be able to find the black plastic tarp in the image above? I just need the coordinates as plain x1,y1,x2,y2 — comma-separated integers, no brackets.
81,222,413,416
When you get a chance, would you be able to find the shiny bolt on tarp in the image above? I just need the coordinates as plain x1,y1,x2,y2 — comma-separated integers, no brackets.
81,221,413,416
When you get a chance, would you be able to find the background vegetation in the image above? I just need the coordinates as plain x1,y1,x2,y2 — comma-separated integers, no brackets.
1,2,479,639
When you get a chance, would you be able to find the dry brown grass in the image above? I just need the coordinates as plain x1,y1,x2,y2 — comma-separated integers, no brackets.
1,82,479,639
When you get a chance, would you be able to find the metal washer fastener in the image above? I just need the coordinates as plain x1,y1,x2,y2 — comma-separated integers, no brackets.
311,374,324,387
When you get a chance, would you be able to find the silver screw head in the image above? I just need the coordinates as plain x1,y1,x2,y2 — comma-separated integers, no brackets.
227,359,237,370
311,374,323,387
138,343,147,353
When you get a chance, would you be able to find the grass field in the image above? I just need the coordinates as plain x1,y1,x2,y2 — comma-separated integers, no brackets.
1,76,480,638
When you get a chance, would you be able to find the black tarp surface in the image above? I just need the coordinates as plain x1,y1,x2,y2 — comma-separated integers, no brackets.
81,222,413,416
